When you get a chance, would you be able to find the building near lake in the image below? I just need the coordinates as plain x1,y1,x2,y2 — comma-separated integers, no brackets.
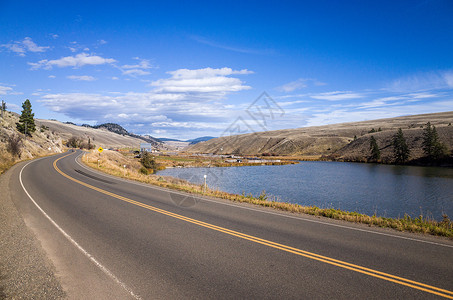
140,143,153,153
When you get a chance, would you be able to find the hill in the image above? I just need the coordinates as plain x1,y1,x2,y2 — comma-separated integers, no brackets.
187,111,453,162
90,123,160,145
187,136,216,145
1,111,164,173
1,111,65,173
38,119,158,149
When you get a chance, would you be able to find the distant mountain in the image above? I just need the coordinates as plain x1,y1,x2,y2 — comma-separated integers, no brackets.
186,136,216,145
93,123,129,135
91,123,160,145
158,136,216,144
159,137,182,142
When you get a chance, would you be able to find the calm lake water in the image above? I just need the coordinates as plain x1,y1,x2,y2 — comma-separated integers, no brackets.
157,162,453,220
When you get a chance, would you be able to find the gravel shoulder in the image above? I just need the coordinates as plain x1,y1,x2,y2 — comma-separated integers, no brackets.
0,161,65,299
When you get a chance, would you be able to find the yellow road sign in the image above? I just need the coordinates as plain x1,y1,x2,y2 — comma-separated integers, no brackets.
98,147,103,153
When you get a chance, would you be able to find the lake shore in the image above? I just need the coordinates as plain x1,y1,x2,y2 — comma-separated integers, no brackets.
83,150,453,239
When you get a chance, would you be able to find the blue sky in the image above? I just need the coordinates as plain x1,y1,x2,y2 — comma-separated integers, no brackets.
1,0,452,139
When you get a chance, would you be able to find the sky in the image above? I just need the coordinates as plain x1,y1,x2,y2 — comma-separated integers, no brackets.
1,0,452,140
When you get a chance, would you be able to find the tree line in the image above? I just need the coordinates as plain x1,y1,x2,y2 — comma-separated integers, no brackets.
369,122,449,164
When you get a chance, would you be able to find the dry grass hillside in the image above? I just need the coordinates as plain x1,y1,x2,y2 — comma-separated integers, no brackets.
333,126,453,163
187,111,453,160
0,112,154,174
0,111,65,173
38,119,147,149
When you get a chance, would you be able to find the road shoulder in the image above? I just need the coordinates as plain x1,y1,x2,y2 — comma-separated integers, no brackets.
0,161,65,299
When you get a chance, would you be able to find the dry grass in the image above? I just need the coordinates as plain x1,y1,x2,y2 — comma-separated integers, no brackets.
1,111,65,174
187,111,453,157
84,150,453,239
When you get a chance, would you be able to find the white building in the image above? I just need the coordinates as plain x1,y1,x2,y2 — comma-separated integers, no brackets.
140,143,153,152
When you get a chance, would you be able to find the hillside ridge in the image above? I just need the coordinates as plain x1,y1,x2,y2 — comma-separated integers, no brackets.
187,111,453,163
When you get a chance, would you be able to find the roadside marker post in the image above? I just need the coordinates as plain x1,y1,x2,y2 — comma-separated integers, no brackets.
204,174,207,192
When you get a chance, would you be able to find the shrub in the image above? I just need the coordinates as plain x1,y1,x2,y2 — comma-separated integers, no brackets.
7,134,23,158
140,151,158,171
66,136,80,148
139,167,149,175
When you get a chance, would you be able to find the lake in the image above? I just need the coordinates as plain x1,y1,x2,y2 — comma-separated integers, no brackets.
157,162,453,220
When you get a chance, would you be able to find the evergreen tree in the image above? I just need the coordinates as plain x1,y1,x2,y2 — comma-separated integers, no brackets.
16,99,36,135
422,122,446,161
140,151,158,172
422,122,434,158
369,136,380,162
1,100,6,118
392,128,410,164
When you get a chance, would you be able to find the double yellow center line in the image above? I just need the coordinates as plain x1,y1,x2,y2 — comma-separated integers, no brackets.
54,153,453,299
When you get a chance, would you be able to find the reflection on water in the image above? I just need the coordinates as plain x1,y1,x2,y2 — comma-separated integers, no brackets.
157,162,453,220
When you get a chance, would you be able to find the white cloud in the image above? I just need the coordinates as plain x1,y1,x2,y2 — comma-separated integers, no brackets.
277,78,308,92
310,91,363,101
305,99,453,128
121,58,153,70
276,78,325,93
119,58,154,77
387,70,453,92
122,69,151,76
167,67,253,79
22,37,49,52
67,75,97,81
1,37,50,56
444,72,453,88
29,53,116,70
190,35,275,55
0,86,13,95
0,85,22,95
150,67,252,94
111,77,119,80
98,40,107,45
37,67,253,137
48,75,56,79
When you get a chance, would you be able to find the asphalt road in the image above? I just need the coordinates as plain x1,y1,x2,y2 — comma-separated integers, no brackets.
10,150,453,299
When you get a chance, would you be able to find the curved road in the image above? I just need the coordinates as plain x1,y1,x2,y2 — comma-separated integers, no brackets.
9,151,453,299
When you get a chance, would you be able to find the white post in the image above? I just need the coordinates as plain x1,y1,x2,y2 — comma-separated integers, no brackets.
204,174,207,192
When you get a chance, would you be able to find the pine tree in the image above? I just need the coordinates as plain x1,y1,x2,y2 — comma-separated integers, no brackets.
369,136,380,162
422,122,446,161
422,122,434,158
16,99,36,135
392,128,410,164
1,100,6,118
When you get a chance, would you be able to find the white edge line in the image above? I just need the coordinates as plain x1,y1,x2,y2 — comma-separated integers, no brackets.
19,157,142,300
75,152,453,249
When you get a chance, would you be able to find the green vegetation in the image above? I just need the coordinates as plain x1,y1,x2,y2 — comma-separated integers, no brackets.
422,122,448,161
84,150,453,239
16,99,36,136
392,128,410,164
140,151,159,173
1,100,6,118
369,136,380,162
